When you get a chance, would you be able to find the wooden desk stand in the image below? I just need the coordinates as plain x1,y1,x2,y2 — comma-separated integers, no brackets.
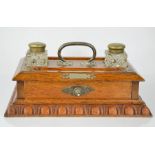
5,57,152,117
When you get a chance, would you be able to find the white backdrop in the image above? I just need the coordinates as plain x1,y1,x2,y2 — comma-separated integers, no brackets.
0,27,155,126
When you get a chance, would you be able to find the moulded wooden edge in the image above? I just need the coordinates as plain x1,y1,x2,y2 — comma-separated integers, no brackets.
4,87,152,117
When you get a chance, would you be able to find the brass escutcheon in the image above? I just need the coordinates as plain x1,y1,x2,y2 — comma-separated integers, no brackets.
63,85,94,96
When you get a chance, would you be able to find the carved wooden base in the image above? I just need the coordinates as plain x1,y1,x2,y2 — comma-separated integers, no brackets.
5,88,152,117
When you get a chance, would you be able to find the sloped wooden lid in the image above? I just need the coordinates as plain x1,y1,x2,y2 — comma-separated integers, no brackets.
13,57,144,82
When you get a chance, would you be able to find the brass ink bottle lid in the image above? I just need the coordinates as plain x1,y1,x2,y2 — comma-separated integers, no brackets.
29,42,46,53
108,43,125,54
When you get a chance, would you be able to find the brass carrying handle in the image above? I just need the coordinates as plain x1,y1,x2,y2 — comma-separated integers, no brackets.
58,42,97,62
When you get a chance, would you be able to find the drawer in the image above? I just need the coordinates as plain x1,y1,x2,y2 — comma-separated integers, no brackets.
23,81,132,99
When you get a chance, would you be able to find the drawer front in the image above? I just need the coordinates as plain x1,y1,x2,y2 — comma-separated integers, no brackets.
24,81,132,99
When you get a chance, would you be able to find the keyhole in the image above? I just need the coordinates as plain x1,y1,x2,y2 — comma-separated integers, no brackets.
73,87,82,96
